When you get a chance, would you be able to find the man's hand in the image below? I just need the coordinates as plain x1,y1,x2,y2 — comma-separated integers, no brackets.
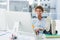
35,28,44,35
35,29,40,35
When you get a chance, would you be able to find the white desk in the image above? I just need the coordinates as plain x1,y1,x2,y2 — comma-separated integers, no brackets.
0,31,11,40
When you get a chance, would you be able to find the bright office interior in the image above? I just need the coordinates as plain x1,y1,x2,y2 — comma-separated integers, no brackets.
0,0,60,40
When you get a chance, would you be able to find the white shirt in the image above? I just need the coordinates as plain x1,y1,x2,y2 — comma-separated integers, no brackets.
34,18,46,30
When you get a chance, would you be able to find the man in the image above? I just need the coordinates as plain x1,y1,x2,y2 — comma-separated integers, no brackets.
34,6,51,35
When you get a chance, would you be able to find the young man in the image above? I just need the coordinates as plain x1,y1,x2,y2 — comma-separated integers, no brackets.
34,6,51,35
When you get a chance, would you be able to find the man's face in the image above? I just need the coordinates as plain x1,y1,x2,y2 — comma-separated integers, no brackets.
35,9,43,16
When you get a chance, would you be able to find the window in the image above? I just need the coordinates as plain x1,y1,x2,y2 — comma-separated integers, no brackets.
40,0,42,1
42,4,43,6
35,0,37,1
9,1,29,12
48,0,50,1
45,4,47,6
44,0,46,1
0,0,6,2
0,5,6,9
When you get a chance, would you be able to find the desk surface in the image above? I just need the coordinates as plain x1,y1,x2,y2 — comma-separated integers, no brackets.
46,34,60,38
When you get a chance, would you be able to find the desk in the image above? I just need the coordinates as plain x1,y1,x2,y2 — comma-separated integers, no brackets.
46,35,60,40
0,31,11,40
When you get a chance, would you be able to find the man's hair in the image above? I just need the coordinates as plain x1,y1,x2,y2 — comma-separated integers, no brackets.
35,6,44,12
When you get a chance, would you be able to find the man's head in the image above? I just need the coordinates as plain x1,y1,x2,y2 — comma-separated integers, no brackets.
35,6,44,15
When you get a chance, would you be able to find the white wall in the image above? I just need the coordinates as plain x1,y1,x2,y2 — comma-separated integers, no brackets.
56,0,60,19
55,0,60,34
